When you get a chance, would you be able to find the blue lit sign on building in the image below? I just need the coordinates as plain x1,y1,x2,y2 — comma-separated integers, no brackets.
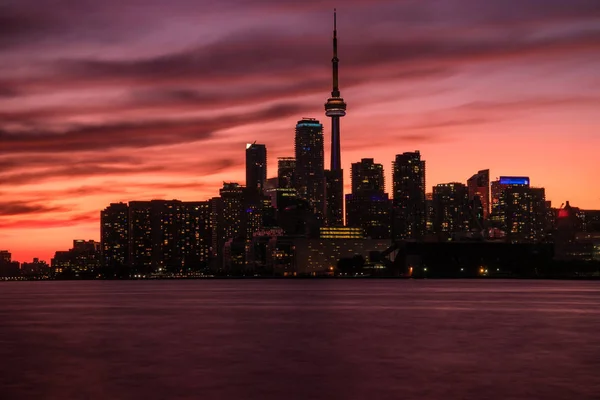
499,176,529,185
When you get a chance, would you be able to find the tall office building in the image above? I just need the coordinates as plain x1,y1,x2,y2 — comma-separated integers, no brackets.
345,193,391,239
277,157,296,189
491,177,546,242
294,118,325,223
491,176,529,225
351,158,385,195
324,10,347,227
425,192,435,234
345,158,391,239
392,151,426,240
246,143,267,195
467,169,490,220
181,202,212,269
432,183,470,238
100,202,129,274
504,185,546,242
220,182,245,243
102,200,213,276
128,201,153,274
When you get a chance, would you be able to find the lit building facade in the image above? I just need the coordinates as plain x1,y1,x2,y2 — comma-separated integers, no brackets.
128,201,153,274
246,143,267,195
467,169,490,220
346,193,391,239
219,183,245,243
432,183,470,238
293,238,389,276
320,226,364,239
346,158,391,239
277,157,296,189
351,158,385,195
491,177,546,242
101,202,129,273
181,202,212,269
102,200,214,275
392,151,426,240
294,118,325,223
51,240,101,277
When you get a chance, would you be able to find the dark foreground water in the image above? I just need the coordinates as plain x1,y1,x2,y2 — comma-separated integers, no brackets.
1,280,599,400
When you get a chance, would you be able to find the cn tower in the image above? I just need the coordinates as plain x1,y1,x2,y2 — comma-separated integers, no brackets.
325,9,346,170
324,9,346,226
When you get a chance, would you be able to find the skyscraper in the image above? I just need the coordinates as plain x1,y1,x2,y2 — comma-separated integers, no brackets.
324,10,347,227
432,183,470,238
181,201,212,270
467,169,490,220
128,201,153,274
351,158,385,195
295,118,325,223
219,182,245,243
246,143,267,195
277,157,296,189
345,158,391,239
392,151,426,240
490,176,546,242
491,176,530,226
101,202,129,275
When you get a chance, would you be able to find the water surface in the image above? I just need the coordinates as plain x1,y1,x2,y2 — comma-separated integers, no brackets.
1,280,599,399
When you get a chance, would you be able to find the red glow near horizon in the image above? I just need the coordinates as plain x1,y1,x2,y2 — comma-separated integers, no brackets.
1,0,600,262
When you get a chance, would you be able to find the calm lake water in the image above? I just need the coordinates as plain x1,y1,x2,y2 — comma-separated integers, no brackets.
1,280,599,399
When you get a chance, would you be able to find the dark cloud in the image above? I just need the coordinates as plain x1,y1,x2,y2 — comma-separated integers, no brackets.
0,154,146,173
0,102,310,155
0,6,60,49
0,155,239,187
0,201,68,216
0,212,97,229
0,164,166,186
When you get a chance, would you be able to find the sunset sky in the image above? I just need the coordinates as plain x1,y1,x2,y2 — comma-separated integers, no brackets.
1,0,599,262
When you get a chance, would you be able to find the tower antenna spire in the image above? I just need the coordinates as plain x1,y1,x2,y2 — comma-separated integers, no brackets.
334,8,337,31
332,9,339,97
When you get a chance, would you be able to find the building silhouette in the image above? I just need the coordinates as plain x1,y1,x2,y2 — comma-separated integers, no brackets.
294,118,325,223
0,250,20,278
277,157,296,189
491,177,546,242
101,202,129,275
324,10,347,227
351,158,385,195
467,169,490,220
219,183,245,242
392,151,426,240
345,158,391,239
246,143,267,195
432,183,470,238
52,240,101,277
102,201,213,276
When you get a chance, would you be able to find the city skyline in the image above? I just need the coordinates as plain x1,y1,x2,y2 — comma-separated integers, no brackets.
1,0,600,262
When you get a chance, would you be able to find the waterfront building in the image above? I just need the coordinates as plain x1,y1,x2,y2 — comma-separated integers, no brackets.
294,118,325,223
277,157,296,189
432,183,470,239
246,143,267,195
346,158,391,239
101,202,129,274
467,169,490,220
392,151,426,239
51,240,101,277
